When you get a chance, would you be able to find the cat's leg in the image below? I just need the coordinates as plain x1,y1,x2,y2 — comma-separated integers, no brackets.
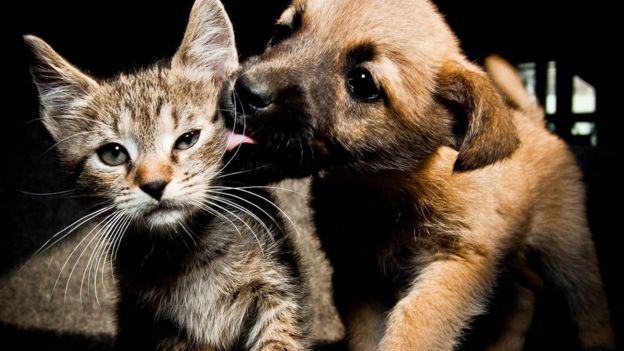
245,283,308,351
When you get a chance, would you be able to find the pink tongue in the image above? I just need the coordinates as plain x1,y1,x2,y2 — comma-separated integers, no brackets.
226,129,257,151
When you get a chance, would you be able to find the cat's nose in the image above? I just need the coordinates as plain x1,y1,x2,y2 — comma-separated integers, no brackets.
140,180,169,201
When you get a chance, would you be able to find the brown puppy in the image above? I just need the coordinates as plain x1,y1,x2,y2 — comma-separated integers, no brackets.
221,0,616,349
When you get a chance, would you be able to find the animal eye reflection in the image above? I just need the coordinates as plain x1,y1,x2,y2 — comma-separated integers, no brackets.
175,130,201,151
97,143,129,167
347,66,382,102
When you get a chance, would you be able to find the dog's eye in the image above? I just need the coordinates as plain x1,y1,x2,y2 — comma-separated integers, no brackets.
270,24,292,46
97,143,130,167
175,130,201,151
347,66,382,102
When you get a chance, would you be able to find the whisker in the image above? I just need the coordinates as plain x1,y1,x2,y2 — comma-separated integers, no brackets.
50,210,113,311
205,190,282,239
209,187,302,240
19,189,76,197
198,198,265,254
25,206,115,272
215,163,275,179
43,131,93,155
175,218,199,247
89,212,125,308
204,195,273,244
190,199,245,240
212,184,307,197
67,211,119,309
216,88,249,175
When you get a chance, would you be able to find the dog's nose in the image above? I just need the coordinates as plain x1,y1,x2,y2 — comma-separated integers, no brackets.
234,76,272,114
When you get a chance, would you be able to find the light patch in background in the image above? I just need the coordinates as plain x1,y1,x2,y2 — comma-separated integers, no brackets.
572,76,596,114
571,121,597,146
545,61,557,115
518,62,538,101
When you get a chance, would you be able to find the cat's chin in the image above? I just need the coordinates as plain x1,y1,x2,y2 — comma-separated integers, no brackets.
142,206,189,232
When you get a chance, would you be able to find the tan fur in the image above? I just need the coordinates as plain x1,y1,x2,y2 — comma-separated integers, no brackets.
236,0,616,349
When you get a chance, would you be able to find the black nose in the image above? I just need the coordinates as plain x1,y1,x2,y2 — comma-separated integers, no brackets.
234,76,272,114
140,181,169,201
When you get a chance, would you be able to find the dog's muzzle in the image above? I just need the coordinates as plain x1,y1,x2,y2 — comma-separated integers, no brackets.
219,73,315,184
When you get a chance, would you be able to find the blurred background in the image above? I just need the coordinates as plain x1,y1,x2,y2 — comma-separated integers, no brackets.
1,1,621,350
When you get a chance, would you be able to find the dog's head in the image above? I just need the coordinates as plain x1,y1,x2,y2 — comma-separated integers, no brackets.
222,0,519,181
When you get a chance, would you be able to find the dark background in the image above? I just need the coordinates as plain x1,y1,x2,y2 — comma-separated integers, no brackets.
2,1,621,350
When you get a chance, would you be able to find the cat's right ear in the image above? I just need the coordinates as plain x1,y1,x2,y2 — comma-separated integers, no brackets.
172,0,238,82
24,35,99,141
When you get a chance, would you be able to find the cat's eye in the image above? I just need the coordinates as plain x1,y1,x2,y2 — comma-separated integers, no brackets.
347,66,382,102
97,143,129,167
175,130,201,150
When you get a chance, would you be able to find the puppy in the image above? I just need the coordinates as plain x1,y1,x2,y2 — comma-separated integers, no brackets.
221,0,616,349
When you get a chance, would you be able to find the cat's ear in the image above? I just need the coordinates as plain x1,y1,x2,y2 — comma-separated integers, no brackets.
172,0,238,82
24,35,99,141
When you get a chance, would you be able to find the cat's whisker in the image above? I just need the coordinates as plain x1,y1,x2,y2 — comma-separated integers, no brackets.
107,214,132,288
209,187,302,240
81,212,117,301
69,211,119,309
26,205,115,272
198,197,265,254
83,212,121,295
203,195,273,246
191,199,245,241
215,89,248,175
175,218,199,247
82,212,121,309
93,211,127,305
19,189,76,197
215,163,276,179
212,184,307,197
52,210,114,312
205,189,283,239
43,131,93,155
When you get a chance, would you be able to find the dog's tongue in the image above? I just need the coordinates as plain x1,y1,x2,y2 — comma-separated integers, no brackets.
226,129,257,151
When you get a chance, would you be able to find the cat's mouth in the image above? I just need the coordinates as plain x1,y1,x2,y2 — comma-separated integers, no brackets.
145,202,185,217
225,129,257,151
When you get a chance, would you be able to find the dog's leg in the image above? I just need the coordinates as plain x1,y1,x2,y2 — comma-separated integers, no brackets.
485,252,543,351
533,228,615,350
344,300,387,351
483,281,536,351
378,254,496,351
529,173,616,350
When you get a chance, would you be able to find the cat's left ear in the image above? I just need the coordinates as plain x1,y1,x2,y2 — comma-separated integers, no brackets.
172,0,238,82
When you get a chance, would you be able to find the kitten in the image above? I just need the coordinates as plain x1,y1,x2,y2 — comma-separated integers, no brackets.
25,0,308,350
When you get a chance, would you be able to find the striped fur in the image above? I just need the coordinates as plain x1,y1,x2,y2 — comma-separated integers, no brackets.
25,0,309,350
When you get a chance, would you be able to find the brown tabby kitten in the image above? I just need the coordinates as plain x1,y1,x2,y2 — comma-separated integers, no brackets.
25,0,308,350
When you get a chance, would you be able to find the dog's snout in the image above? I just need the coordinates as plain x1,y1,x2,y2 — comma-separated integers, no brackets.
234,76,273,114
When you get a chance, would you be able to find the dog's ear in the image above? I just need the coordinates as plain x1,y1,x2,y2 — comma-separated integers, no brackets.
437,60,519,172
172,0,238,82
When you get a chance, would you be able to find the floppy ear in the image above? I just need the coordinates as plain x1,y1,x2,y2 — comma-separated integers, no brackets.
437,60,519,172
24,35,99,142
172,0,238,82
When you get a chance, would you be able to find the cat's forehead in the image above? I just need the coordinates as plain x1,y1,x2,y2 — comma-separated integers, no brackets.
106,67,216,114
86,66,222,152
93,67,219,127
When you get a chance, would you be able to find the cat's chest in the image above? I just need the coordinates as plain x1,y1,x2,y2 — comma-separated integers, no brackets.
139,249,260,348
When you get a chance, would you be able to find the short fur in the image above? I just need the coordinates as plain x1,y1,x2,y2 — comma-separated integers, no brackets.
26,0,308,349
222,0,616,349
